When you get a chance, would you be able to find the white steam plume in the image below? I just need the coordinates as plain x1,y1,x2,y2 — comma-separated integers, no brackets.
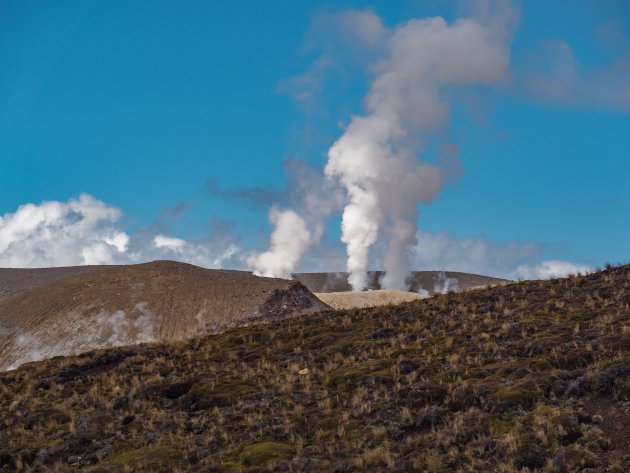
433,271,461,294
3,302,160,371
95,302,158,346
247,207,311,279
325,8,516,290
244,159,344,279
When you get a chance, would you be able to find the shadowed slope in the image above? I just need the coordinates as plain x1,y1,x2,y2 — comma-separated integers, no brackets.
0,260,327,370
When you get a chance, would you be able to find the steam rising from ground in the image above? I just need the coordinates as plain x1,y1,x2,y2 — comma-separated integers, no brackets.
95,302,158,347
0,2,597,284
250,4,518,290
4,302,159,371
247,208,311,278
433,272,461,294
247,160,344,278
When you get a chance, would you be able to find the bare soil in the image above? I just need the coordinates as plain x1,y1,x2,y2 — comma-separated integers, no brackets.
0,260,328,371
0,265,113,300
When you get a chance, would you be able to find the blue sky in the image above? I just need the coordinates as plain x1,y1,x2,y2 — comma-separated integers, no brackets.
0,0,628,278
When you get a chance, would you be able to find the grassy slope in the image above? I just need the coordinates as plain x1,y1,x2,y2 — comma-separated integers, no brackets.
1,265,629,472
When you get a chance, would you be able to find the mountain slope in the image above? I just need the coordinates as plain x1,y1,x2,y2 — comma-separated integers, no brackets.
0,260,327,371
0,265,628,472
0,266,509,301
0,265,114,300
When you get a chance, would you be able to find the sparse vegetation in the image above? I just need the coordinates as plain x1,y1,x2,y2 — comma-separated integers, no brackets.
1,265,629,472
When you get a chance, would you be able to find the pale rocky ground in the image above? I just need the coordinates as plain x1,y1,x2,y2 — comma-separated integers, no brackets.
315,290,427,310
0,261,327,371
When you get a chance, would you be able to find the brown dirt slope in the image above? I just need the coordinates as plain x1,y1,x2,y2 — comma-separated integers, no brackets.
293,270,509,294
0,265,114,300
0,260,327,371
0,264,628,472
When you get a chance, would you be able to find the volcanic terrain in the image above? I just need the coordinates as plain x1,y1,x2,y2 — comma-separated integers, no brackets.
0,264,628,472
0,260,327,371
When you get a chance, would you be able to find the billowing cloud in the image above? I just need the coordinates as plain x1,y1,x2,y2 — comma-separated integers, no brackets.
0,194,242,269
256,4,523,288
207,158,344,279
0,194,129,267
325,7,517,290
247,207,311,279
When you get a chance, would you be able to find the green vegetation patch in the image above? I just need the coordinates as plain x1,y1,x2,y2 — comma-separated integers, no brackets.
238,441,293,467
108,444,183,469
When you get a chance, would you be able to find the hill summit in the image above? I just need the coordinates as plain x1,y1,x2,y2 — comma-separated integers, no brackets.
0,260,327,371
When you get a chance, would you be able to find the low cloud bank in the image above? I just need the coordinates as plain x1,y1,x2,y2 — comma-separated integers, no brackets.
0,195,593,281
513,260,592,280
411,231,592,280
0,194,240,269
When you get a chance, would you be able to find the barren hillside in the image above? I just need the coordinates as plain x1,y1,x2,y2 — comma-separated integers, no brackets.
0,265,113,300
0,261,327,371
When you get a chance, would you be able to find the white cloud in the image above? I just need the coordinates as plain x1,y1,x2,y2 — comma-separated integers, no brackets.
153,235,186,250
0,195,596,282
0,194,242,269
513,260,592,280
411,230,591,280
0,194,128,267
276,4,520,291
